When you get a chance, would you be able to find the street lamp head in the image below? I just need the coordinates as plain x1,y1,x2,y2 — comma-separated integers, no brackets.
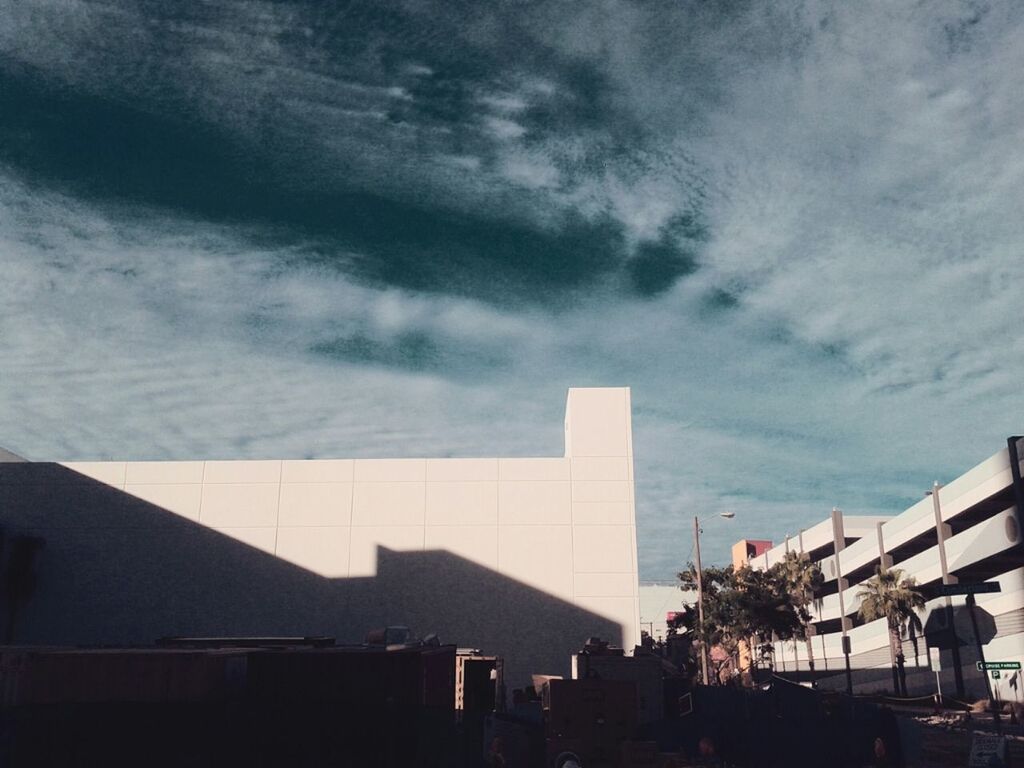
720,511,736,519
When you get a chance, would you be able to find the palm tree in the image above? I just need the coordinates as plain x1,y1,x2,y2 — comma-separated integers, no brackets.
775,552,824,680
894,582,925,693
856,566,926,696
904,607,924,671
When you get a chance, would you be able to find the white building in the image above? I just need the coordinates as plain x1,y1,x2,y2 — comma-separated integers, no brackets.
747,438,1024,698
639,583,694,642
0,387,641,688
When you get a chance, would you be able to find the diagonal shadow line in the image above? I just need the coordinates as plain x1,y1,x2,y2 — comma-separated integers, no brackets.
0,462,622,687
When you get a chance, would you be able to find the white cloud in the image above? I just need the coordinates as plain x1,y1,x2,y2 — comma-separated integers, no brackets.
484,116,527,141
2,0,1023,579
500,151,561,190
404,63,434,77
385,86,413,101
480,93,529,113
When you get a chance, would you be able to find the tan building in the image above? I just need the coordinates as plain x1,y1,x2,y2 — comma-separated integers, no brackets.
731,538,773,570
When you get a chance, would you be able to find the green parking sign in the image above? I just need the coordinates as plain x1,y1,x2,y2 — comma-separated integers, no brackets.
991,670,1001,679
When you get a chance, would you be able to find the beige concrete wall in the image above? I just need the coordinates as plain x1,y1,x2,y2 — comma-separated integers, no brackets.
0,387,639,685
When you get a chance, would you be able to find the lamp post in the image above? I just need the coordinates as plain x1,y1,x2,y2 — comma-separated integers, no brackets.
694,510,735,685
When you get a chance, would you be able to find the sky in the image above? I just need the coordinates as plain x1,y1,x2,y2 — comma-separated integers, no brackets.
1,0,1022,579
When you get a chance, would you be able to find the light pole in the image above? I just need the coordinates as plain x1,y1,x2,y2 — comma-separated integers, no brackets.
694,510,735,685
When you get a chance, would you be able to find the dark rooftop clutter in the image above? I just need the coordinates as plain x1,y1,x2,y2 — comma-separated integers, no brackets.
0,628,926,767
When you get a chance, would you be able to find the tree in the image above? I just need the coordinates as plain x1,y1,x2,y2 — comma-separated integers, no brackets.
677,564,736,681
678,562,806,684
733,563,809,678
904,606,924,671
774,552,824,680
856,566,925,696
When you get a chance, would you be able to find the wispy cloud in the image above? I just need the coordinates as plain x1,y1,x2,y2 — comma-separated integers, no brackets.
1,0,1022,577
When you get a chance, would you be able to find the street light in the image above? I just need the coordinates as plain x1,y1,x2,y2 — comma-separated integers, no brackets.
694,511,736,685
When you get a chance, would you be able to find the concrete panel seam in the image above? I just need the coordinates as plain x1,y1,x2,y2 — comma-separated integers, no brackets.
198,460,208,523
273,460,284,557
568,454,576,602
347,472,356,578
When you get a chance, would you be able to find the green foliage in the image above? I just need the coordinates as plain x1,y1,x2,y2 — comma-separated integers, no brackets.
774,551,824,640
856,565,926,695
676,561,807,656
856,566,925,636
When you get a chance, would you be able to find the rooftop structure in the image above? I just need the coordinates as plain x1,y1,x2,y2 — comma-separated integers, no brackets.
730,539,773,570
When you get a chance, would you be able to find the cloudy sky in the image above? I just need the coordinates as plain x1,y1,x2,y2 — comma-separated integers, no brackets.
1,0,1021,578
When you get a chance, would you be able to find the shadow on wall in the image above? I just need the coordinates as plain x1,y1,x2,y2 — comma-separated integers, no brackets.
0,463,621,688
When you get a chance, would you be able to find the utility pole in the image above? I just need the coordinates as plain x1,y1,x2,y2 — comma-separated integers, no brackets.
694,514,708,686
692,511,735,686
